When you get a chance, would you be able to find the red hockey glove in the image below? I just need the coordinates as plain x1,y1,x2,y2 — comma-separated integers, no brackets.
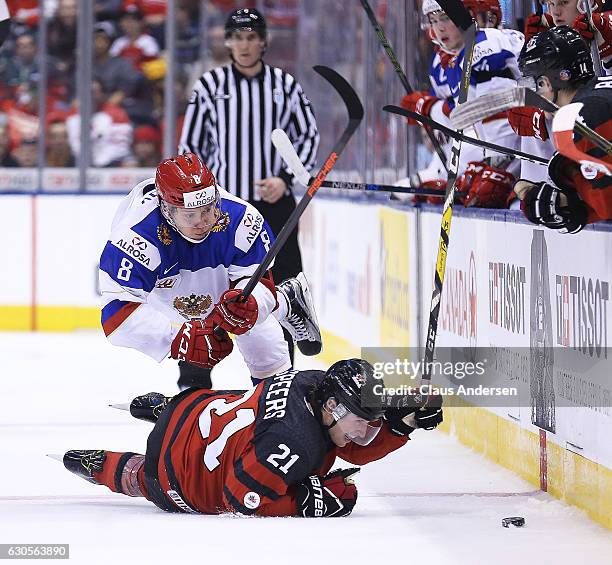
456,161,485,194
170,319,233,368
573,12,612,59
413,179,447,204
208,289,258,335
524,12,553,40
400,91,451,125
458,162,516,209
296,468,359,518
507,106,549,141
466,165,516,209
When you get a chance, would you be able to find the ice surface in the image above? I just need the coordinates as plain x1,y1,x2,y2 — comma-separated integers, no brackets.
1,332,611,565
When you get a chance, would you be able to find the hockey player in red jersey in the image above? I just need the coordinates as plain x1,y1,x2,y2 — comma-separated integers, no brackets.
58,359,443,517
515,26,612,232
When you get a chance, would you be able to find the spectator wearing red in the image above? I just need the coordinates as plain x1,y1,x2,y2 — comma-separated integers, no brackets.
0,81,39,149
122,0,165,24
66,79,133,167
94,21,154,125
122,0,166,48
110,6,160,71
130,124,161,167
6,0,39,29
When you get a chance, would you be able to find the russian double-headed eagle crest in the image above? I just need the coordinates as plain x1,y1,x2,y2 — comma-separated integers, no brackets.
157,223,173,245
173,294,213,318
211,211,230,233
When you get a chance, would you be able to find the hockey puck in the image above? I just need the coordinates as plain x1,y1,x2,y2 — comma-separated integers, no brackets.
502,516,525,528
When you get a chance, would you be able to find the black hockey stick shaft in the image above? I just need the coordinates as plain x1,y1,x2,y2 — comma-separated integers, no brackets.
240,66,364,298
421,0,477,383
316,178,461,197
383,105,549,165
524,89,612,155
359,0,449,173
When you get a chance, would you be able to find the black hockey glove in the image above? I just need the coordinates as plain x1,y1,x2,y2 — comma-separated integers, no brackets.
519,180,588,234
384,394,443,436
296,468,359,518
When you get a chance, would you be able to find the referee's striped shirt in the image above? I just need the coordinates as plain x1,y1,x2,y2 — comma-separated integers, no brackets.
179,63,319,201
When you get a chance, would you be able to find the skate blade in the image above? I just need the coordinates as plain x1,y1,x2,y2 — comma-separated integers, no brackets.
109,403,131,412
46,453,63,462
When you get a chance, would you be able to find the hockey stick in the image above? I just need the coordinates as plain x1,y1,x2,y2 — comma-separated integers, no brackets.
449,87,612,155
358,0,449,173
271,129,453,198
384,105,549,165
239,66,364,299
419,0,477,384
552,102,612,175
583,0,604,77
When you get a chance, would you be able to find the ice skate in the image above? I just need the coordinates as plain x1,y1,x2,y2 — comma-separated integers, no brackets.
129,392,173,423
62,450,107,485
277,272,322,356
110,392,173,423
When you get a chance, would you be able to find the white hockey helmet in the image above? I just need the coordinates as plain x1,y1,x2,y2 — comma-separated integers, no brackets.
422,0,444,16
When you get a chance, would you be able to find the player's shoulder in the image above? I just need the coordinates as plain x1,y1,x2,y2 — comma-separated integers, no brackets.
219,188,267,253
106,179,165,271
474,28,523,60
575,77,612,127
255,369,329,466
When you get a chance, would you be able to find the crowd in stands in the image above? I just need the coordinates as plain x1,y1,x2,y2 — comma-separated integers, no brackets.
0,0,247,168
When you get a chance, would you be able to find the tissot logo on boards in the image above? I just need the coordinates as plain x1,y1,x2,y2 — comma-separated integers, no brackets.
555,274,609,358
488,262,526,334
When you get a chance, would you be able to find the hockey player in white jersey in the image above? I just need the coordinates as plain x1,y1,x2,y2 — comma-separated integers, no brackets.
99,153,321,389
400,0,523,208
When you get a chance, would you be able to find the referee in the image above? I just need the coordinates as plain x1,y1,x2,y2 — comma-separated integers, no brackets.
178,8,319,383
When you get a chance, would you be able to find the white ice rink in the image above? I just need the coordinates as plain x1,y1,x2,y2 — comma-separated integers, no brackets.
1,332,611,564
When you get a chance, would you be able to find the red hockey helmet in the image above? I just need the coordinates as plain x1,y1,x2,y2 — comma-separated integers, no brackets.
155,153,218,208
155,153,221,243
463,0,502,26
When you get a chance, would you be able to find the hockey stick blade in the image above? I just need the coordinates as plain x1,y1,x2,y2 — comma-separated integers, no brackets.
450,87,612,155
359,0,449,173
450,88,525,130
271,129,311,185
271,128,449,197
240,67,363,299
383,105,548,165
552,103,611,176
